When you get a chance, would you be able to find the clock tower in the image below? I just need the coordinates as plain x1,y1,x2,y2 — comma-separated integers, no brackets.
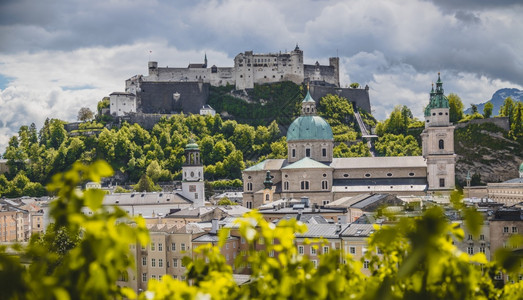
181,140,205,207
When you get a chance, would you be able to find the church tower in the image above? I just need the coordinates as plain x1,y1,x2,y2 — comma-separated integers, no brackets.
421,73,456,192
181,139,205,207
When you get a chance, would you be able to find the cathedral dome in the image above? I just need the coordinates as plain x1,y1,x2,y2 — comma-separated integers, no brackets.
287,115,333,141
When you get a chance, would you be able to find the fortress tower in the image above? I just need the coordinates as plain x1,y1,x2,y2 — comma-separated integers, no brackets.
421,74,456,192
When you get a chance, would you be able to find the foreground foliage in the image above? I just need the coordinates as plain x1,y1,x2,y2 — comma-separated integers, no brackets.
1,162,522,299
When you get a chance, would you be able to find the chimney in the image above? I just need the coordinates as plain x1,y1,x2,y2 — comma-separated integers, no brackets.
211,219,219,235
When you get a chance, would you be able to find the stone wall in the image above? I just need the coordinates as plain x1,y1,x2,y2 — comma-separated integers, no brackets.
309,85,371,112
455,117,510,131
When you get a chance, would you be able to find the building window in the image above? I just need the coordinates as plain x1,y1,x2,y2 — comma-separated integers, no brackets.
321,180,328,190
269,250,274,257
480,234,485,240
512,227,518,233
363,260,370,269
467,247,474,255
152,275,156,280
323,246,329,254
298,246,304,255
439,139,444,150
265,194,270,201
171,243,176,251
322,200,330,205
305,148,311,157
159,259,163,268
142,273,147,282
480,243,486,254
322,148,327,157
312,260,318,268
142,257,147,266
173,259,178,268
284,181,289,190
292,148,296,158
349,247,356,254
504,227,509,233
151,259,156,267
150,243,155,251
439,178,445,187
246,202,253,209
247,183,253,191
181,243,186,251
365,173,371,178
311,247,317,255
468,234,473,240
300,181,310,190
158,243,163,251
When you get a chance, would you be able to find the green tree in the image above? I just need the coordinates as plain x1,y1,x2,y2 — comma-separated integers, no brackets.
375,134,422,156
77,107,94,121
483,102,494,118
217,197,237,206
350,82,360,88
499,96,515,122
134,174,161,192
510,101,523,138
448,93,464,123
471,104,478,114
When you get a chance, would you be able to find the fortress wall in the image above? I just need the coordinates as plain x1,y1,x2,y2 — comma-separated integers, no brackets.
309,85,371,113
138,81,209,115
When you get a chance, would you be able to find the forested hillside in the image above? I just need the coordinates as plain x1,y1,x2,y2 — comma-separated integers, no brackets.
1,82,521,197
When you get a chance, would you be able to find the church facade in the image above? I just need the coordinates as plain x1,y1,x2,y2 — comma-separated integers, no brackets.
242,74,456,209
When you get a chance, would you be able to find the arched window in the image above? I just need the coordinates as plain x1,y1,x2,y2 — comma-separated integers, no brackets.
321,180,328,190
284,181,289,190
439,139,444,150
247,183,253,191
265,194,270,201
305,148,311,157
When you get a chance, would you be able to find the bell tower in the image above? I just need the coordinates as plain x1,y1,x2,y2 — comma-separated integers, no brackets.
421,73,456,192
181,139,205,207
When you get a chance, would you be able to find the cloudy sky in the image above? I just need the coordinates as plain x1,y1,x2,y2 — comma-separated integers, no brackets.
1,0,522,154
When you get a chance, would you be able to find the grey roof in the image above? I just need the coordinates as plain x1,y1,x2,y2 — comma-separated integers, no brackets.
147,223,204,234
350,194,404,210
103,192,192,206
295,224,350,239
330,156,426,169
501,178,523,184
192,233,239,243
259,206,346,215
282,157,332,170
326,194,372,208
340,224,376,237
244,159,287,172
278,214,330,224
332,178,427,193
166,205,251,218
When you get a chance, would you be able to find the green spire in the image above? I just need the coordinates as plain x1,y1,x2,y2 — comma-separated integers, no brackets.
185,138,199,150
425,73,450,116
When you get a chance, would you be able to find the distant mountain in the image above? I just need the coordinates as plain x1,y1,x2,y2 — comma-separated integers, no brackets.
465,88,523,115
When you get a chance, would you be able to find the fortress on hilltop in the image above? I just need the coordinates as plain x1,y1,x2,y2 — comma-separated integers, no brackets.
109,45,371,117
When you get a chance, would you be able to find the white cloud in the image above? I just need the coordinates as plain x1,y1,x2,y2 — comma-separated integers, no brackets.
0,40,233,153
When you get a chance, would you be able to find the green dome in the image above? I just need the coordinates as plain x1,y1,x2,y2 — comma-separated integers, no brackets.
185,139,199,150
287,115,333,141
